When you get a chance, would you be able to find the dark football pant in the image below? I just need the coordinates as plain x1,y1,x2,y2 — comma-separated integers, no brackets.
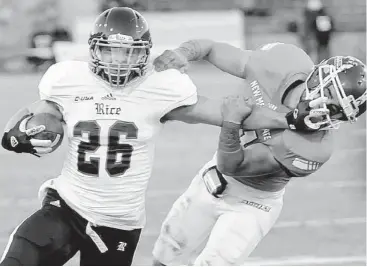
0,189,141,266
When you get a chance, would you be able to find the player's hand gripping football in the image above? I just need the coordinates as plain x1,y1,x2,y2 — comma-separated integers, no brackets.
286,97,329,131
153,48,189,73
221,95,253,125
1,114,53,156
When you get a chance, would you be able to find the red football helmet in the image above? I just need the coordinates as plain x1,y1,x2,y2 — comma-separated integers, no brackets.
305,56,366,129
88,7,152,88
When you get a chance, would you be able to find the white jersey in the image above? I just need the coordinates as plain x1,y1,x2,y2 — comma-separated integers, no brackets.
38,60,197,230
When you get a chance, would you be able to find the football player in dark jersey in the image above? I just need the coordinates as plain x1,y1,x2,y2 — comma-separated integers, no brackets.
151,41,366,265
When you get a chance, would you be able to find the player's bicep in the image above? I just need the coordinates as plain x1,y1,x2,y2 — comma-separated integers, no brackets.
219,143,288,177
164,95,222,126
206,42,251,79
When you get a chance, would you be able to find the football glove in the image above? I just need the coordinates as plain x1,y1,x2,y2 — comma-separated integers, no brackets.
1,114,53,156
286,97,329,132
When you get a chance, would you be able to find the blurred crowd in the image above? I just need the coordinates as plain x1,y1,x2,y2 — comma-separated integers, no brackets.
99,0,147,12
0,0,364,72
301,0,334,64
237,0,335,63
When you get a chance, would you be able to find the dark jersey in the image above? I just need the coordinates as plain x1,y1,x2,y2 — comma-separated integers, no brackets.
239,43,333,190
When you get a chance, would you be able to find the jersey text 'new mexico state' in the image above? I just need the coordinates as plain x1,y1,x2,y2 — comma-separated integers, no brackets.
38,61,197,230
243,43,333,191
206,43,333,192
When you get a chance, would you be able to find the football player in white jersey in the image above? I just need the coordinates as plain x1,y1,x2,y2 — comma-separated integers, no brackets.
151,40,367,265
0,8,310,266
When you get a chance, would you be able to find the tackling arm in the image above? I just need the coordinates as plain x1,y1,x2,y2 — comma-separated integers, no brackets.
164,95,290,130
177,39,252,79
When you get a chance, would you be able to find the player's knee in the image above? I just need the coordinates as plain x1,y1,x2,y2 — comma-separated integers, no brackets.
194,253,233,266
194,250,225,266
154,220,187,255
151,237,171,263
195,245,244,266
152,235,183,266
1,210,65,267
0,235,42,266
0,256,22,266
152,258,166,266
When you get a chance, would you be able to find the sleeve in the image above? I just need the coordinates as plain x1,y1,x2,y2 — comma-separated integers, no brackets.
216,122,244,174
273,148,325,177
271,130,333,177
244,43,314,95
38,62,69,113
157,69,198,117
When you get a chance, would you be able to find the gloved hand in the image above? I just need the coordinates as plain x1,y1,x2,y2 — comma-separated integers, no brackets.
2,114,53,156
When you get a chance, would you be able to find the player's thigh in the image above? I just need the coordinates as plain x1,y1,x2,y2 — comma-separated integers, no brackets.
79,226,141,266
0,205,79,266
195,206,282,265
152,175,218,265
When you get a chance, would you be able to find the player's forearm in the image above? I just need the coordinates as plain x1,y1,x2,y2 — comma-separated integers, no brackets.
241,108,289,130
167,97,291,130
177,39,215,61
217,121,244,174
4,100,63,133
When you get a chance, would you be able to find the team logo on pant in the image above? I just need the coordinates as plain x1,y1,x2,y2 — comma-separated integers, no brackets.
10,136,19,148
240,199,272,212
117,241,127,252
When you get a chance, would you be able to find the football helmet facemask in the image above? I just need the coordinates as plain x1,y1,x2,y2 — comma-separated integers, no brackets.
304,56,366,130
88,7,152,88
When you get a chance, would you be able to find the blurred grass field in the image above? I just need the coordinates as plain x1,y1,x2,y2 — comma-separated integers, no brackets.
0,26,365,265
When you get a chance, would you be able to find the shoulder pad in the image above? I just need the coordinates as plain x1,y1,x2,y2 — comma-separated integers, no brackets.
38,61,93,111
38,61,91,98
151,69,196,93
245,43,314,102
144,69,198,114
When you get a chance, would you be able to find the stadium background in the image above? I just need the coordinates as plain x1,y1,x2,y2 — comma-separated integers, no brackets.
0,0,365,265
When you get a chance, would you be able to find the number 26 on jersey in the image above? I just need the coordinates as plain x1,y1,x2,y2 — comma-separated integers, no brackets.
73,120,138,177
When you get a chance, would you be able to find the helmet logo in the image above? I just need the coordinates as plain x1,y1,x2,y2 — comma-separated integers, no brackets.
335,56,343,69
108,34,133,42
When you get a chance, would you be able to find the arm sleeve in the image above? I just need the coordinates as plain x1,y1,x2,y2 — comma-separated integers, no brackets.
157,69,198,118
271,130,333,177
217,122,244,174
38,62,68,113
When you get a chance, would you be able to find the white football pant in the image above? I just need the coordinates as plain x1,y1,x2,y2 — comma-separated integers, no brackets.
152,164,285,266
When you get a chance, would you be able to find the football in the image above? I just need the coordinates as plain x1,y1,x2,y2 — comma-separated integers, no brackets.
26,113,64,152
